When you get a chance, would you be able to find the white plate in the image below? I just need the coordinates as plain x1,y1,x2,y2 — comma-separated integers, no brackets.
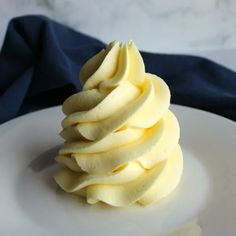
0,105,235,236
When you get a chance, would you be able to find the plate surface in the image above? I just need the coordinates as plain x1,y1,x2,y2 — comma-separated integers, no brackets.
0,105,235,236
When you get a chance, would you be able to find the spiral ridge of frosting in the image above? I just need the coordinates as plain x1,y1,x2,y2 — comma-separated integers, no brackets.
54,41,183,207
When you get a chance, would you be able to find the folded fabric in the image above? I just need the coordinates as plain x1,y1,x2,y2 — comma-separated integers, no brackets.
0,15,235,124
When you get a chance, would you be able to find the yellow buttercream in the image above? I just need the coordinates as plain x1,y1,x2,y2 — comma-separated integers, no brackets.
54,41,183,207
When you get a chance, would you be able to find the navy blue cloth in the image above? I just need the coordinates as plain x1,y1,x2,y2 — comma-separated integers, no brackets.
0,15,235,124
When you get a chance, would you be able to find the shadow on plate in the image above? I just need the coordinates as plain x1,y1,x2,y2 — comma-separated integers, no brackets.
29,145,62,172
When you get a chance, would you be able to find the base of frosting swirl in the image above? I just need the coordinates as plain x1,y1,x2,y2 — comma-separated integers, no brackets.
55,144,182,207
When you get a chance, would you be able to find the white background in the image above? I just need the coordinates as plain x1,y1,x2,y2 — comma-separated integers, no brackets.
0,0,236,70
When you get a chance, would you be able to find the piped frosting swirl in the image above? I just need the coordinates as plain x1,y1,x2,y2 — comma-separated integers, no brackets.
54,41,183,207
